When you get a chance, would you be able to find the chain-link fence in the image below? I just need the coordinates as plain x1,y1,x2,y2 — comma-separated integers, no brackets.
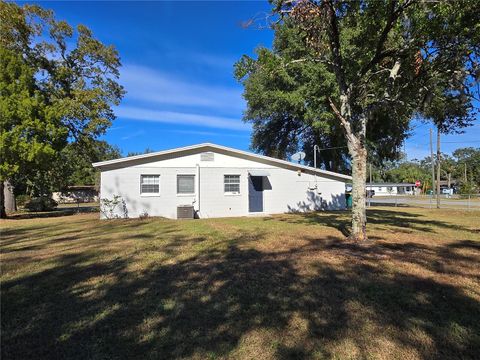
367,194,480,210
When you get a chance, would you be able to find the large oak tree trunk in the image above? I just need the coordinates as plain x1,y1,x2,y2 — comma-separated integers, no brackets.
4,180,16,213
350,146,368,241
0,180,17,218
328,98,369,241
0,181,6,219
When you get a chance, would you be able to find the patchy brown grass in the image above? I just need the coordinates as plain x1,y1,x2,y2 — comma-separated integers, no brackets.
1,207,479,360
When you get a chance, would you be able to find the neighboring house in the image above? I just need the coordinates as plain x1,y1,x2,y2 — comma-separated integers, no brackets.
52,186,99,203
93,143,351,219
365,183,417,196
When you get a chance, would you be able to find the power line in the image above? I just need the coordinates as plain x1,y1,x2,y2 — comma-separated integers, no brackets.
410,122,430,130
404,140,480,147
316,145,348,151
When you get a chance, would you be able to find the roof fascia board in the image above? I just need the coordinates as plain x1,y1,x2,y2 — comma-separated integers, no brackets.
93,143,352,181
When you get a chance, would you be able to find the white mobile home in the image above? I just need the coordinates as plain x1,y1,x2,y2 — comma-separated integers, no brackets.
93,143,351,219
366,183,417,196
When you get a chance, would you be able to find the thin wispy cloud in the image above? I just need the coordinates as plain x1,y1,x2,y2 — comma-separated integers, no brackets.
167,129,250,138
121,129,145,140
116,106,249,131
189,52,237,69
109,126,127,131
161,49,237,69
120,64,244,112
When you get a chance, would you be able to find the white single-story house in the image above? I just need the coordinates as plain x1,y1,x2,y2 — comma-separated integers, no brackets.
93,143,351,219
366,183,417,196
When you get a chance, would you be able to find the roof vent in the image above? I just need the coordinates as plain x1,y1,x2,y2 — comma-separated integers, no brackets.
200,152,214,161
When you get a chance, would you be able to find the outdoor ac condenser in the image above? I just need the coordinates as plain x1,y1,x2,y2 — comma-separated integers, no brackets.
177,205,194,219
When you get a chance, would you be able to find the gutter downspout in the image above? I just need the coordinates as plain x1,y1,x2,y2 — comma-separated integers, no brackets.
196,163,200,217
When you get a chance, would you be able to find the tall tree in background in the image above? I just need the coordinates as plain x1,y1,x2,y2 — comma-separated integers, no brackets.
0,2,124,217
236,0,479,241
453,147,480,190
0,47,65,217
440,154,456,189
60,142,122,188
126,148,156,157
383,161,430,186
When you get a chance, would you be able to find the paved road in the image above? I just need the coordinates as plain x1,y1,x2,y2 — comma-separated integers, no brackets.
369,196,480,209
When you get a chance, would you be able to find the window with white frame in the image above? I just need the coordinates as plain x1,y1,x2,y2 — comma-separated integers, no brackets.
177,175,195,194
140,175,160,194
224,175,240,194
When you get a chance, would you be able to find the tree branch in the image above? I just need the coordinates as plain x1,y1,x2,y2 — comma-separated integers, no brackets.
328,97,357,147
359,0,416,77
324,0,347,94
383,58,402,99
283,57,335,68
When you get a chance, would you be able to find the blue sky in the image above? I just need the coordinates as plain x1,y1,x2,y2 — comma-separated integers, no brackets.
30,1,479,159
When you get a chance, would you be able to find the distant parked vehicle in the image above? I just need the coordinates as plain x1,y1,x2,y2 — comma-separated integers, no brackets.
442,188,454,196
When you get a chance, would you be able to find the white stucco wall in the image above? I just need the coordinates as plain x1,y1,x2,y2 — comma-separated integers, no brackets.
99,150,347,219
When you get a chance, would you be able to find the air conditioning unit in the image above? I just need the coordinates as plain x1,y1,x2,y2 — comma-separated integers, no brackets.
177,205,194,219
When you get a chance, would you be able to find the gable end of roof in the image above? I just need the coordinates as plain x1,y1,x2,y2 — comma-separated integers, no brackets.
93,143,352,181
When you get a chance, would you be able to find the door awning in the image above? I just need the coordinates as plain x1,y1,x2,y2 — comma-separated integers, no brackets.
249,170,271,176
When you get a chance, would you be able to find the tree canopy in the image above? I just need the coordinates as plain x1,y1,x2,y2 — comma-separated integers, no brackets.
452,147,480,188
236,0,479,240
0,1,124,216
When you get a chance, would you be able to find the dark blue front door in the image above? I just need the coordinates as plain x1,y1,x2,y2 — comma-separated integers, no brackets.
248,176,263,212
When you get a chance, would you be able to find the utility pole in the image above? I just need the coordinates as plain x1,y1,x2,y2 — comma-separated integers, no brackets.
313,145,319,169
429,128,435,198
369,163,372,184
436,127,441,209
369,163,372,207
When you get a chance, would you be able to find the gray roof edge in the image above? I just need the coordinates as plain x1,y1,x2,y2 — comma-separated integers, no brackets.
93,143,352,181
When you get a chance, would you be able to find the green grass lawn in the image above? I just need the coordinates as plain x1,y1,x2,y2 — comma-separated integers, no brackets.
1,208,479,360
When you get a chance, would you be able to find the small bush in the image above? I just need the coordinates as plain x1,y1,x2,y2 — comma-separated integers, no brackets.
139,210,149,220
24,197,58,212
100,195,128,219
16,194,31,208
458,182,478,196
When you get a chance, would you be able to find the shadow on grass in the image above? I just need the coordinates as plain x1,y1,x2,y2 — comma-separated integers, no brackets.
2,227,479,360
266,208,475,236
5,206,99,220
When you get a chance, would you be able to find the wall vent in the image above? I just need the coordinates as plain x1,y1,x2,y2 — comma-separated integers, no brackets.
200,152,214,161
